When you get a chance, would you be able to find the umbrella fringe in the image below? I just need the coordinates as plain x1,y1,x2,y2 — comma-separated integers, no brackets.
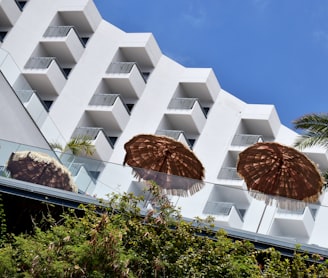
161,182,205,197
249,190,318,210
132,169,205,197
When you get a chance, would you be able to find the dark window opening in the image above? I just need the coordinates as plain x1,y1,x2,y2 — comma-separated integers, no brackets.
43,100,53,110
81,37,89,45
126,103,134,112
203,107,210,117
142,72,150,81
62,68,72,78
15,0,27,10
0,32,7,42
188,139,195,148
238,209,246,219
108,137,118,146
89,171,100,180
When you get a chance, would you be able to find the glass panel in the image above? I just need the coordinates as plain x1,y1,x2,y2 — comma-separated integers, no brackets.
0,138,327,251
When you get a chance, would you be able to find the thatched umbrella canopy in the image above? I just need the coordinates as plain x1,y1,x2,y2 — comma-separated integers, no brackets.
7,151,78,193
237,142,324,209
123,134,205,197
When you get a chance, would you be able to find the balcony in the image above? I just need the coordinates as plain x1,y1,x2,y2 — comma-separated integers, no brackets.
269,207,315,242
241,105,280,138
302,146,328,174
14,89,48,126
71,127,113,161
155,130,192,149
103,62,146,102
40,26,85,66
57,1,102,41
119,33,161,72
86,94,130,133
231,134,263,146
179,68,221,107
165,98,207,136
23,57,67,99
0,0,21,28
203,201,243,228
217,167,244,187
230,134,264,152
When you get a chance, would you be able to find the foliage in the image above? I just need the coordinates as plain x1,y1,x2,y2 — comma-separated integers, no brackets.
293,113,328,150
0,194,7,245
293,112,328,184
0,183,327,277
50,136,95,156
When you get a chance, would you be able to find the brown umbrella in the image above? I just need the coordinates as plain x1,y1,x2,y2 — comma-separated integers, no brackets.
6,151,78,193
237,142,324,209
123,134,205,197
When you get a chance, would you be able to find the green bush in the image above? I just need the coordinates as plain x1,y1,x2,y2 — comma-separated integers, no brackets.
0,184,327,277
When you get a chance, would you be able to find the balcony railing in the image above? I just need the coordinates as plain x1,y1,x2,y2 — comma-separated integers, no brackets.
107,62,146,83
218,167,242,180
156,130,192,148
25,57,55,69
155,130,185,140
89,94,131,115
107,62,135,74
14,89,35,103
43,26,86,47
203,201,234,216
25,57,68,79
168,98,198,110
71,127,107,142
277,207,305,215
231,134,263,146
89,94,119,106
44,26,72,37
168,98,207,118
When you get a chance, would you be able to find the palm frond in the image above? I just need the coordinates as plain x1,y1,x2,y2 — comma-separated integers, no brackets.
65,136,95,156
293,113,328,150
49,142,64,152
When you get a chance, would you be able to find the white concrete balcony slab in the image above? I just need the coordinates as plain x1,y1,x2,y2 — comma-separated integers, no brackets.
23,57,66,99
269,207,315,241
71,127,113,161
104,62,146,102
241,104,280,138
0,0,21,28
86,94,130,133
179,68,221,106
120,33,162,71
165,98,207,135
301,145,328,173
40,26,85,66
57,0,101,39
203,201,243,228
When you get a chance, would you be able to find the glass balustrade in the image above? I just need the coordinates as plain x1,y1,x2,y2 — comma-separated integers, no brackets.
0,137,327,250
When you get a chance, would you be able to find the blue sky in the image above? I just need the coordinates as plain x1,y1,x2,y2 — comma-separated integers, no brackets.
94,0,328,130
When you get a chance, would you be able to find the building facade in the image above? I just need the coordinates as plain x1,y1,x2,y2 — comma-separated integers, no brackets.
1,0,328,249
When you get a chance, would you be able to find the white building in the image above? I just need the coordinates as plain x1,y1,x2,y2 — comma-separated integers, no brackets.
1,0,328,250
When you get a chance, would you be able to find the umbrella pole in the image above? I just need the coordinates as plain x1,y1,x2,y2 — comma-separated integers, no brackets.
144,190,152,208
256,204,267,233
